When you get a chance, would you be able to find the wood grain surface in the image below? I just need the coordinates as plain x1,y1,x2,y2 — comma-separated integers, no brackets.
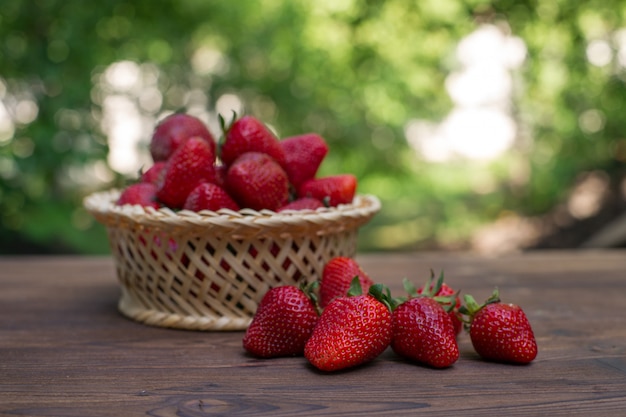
1,251,626,416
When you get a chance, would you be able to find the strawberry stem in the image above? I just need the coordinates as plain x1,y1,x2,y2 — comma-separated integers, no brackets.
485,288,501,305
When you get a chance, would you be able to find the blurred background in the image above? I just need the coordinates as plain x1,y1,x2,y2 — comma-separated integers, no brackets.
2,0,626,255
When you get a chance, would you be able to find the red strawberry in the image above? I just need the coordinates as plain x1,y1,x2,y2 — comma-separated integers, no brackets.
298,174,357,207
150,113,216,162
416,271,463,336
276,197,324,213
319,256,374,309
460,289,538,364
214,163,228,188
220,114,286,168
280,133,329,189
391,296,459,368
117,182,160,209
243,283,319,358
225,152,289,211
304,280,393,372
140,161,167,185
183,182,240,212
156,137,217,209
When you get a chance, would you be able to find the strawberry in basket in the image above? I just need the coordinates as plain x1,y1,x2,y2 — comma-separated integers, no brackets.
225,152,290,211
117,182,159,209
280,133,329,189
298,174,357,207
220,114,287,169
150,113,216,162
156,136,218,209
116,112,359,212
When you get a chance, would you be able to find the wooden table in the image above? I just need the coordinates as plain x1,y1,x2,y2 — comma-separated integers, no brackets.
2,251,626,416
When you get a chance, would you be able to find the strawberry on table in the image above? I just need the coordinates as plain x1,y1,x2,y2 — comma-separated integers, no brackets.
298,174,357,207
225,152,289,211
243,283,319,358
392,273,460,368
415,270,463,336
117,182,160,209
391,296,459,369
460,289,538,364
156,136,217,209
304,280,393,372
319,256,374,309
280,133,329,189
183,182,240,212
150,113,216,162
220,114,286,168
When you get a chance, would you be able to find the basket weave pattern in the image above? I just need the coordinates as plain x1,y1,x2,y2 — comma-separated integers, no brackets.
84,190,380,331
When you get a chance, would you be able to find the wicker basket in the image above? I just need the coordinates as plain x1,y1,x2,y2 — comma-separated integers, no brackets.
84,189,380,331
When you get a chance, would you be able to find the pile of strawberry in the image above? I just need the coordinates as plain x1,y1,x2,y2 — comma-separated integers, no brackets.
243,256,538,371
116,112,357,213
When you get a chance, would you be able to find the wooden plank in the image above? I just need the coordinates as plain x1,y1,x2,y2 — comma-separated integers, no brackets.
1,252,625,416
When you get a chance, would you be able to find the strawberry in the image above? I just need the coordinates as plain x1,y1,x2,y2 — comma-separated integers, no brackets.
276,197,324,213
319,256,374,309
220,114,286,168
150,113,216,162
280,133,329,189
304,280,393,372
140,161,167,185
225,152,289,211
117,182,160,209
298,174,357,207
391,296,459,368
415,270,463,336
214,163,228,188
183,182,240,212
242,283,319,358
460,289,538,364
156,136,217,209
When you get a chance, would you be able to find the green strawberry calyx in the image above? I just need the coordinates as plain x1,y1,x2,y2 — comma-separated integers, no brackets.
458,288,501,330
401,269,458,313
300,280,321,315
459,288,501,316
218,110,238,135
346,276,396,312
217,110,238,155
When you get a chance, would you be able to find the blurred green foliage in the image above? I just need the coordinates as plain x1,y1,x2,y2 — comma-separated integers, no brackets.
1,0,625,254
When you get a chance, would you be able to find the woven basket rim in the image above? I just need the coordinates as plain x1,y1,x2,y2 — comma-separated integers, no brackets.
84,189,381,237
